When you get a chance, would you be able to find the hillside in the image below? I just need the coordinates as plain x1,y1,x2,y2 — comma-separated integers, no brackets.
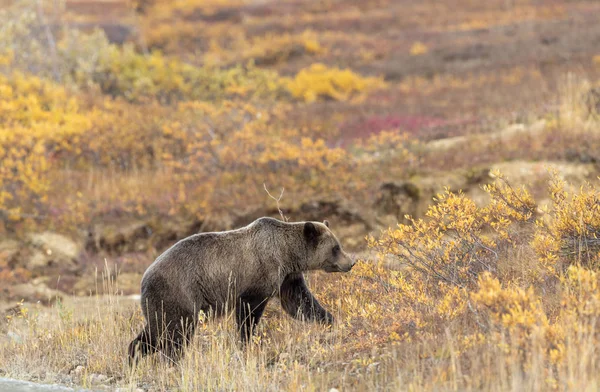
1,0,600,390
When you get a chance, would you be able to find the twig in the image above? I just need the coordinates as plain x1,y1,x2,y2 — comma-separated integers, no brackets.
36,0,60,82
467,300,489,332
263,183,287,222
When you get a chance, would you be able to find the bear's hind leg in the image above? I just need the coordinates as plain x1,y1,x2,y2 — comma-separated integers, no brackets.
144,298,197,363
236,294,269,344
161,314,196,362
128,326,156,367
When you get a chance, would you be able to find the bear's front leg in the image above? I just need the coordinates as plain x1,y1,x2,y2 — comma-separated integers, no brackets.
236,294,269,343
279,272,334,325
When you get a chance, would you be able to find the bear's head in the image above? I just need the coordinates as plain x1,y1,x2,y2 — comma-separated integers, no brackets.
304,220,355,272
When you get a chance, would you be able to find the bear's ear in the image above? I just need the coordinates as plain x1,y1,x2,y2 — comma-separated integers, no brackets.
323,220,330,228
304,222,321,245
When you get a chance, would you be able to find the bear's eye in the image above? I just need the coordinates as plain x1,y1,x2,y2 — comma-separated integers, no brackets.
332,245,340,256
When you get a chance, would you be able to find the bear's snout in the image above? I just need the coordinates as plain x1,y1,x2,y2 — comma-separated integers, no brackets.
339,252,356,272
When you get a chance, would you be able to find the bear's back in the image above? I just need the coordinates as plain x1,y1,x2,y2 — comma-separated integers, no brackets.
141,224,279,299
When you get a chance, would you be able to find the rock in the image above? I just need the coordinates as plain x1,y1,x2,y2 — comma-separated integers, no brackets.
297,199,372,229
490,160,594,187
5,282,62,305
413,167,492,207
88,221,152,254
26,251,51,270
0,240,20,263
373,182,420,222
0,377,80,391
86,216,209,255
89,373,108,384
7,331,22,344
151,217,213,250
25,232,82,273
295,199,372,251
27,232,80,260
374,167,492,228
71,365,85,377
426,120,547,153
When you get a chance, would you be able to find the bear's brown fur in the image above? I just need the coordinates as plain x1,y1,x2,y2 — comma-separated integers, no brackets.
128,217,354,364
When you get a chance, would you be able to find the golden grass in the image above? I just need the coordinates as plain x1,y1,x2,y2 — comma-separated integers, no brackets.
1,252,600,391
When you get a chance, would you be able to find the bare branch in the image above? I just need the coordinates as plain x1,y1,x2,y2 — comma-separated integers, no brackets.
36,0,60,82
263,183,288,222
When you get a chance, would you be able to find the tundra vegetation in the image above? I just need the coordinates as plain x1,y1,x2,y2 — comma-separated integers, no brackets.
1,0,600,390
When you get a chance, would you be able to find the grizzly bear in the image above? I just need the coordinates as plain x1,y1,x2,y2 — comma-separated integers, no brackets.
128,217,354,364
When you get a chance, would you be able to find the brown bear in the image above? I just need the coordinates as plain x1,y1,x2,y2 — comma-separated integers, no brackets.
128,217,354,364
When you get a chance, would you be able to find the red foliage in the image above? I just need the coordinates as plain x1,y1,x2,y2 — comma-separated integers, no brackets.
337,114,469,146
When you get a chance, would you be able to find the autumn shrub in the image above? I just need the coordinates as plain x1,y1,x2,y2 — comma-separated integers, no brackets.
139,0,249,54
533,172,600,272
365,172,539,349
350,130,423,184
284,63,385,103
203,29,325,67
0,85,368,232
0,0,62,81
0,69,175,229
159,101,364,217
0,1,285,104
559,265,600,341
373,171,536,290
92,46,284,103
0,71,166,216
471,273,562,360
368,171,600,389
0,71,91,224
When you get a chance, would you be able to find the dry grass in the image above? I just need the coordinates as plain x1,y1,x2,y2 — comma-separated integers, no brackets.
2,248,600,391
5,173,600,391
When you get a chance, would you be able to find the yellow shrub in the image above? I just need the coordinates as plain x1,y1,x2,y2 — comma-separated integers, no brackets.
95,45,284,103
0,71,95,223
471,273,564,368
482,171,537,225
370,174,600,383
409,41,428,56
203,29,325,67
560,265,600,329
0,72,368,233
0,2,284,104
373,174,536,289
472,273,547,331
532,171,600,272
284,63,385,103
160,101,362,216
